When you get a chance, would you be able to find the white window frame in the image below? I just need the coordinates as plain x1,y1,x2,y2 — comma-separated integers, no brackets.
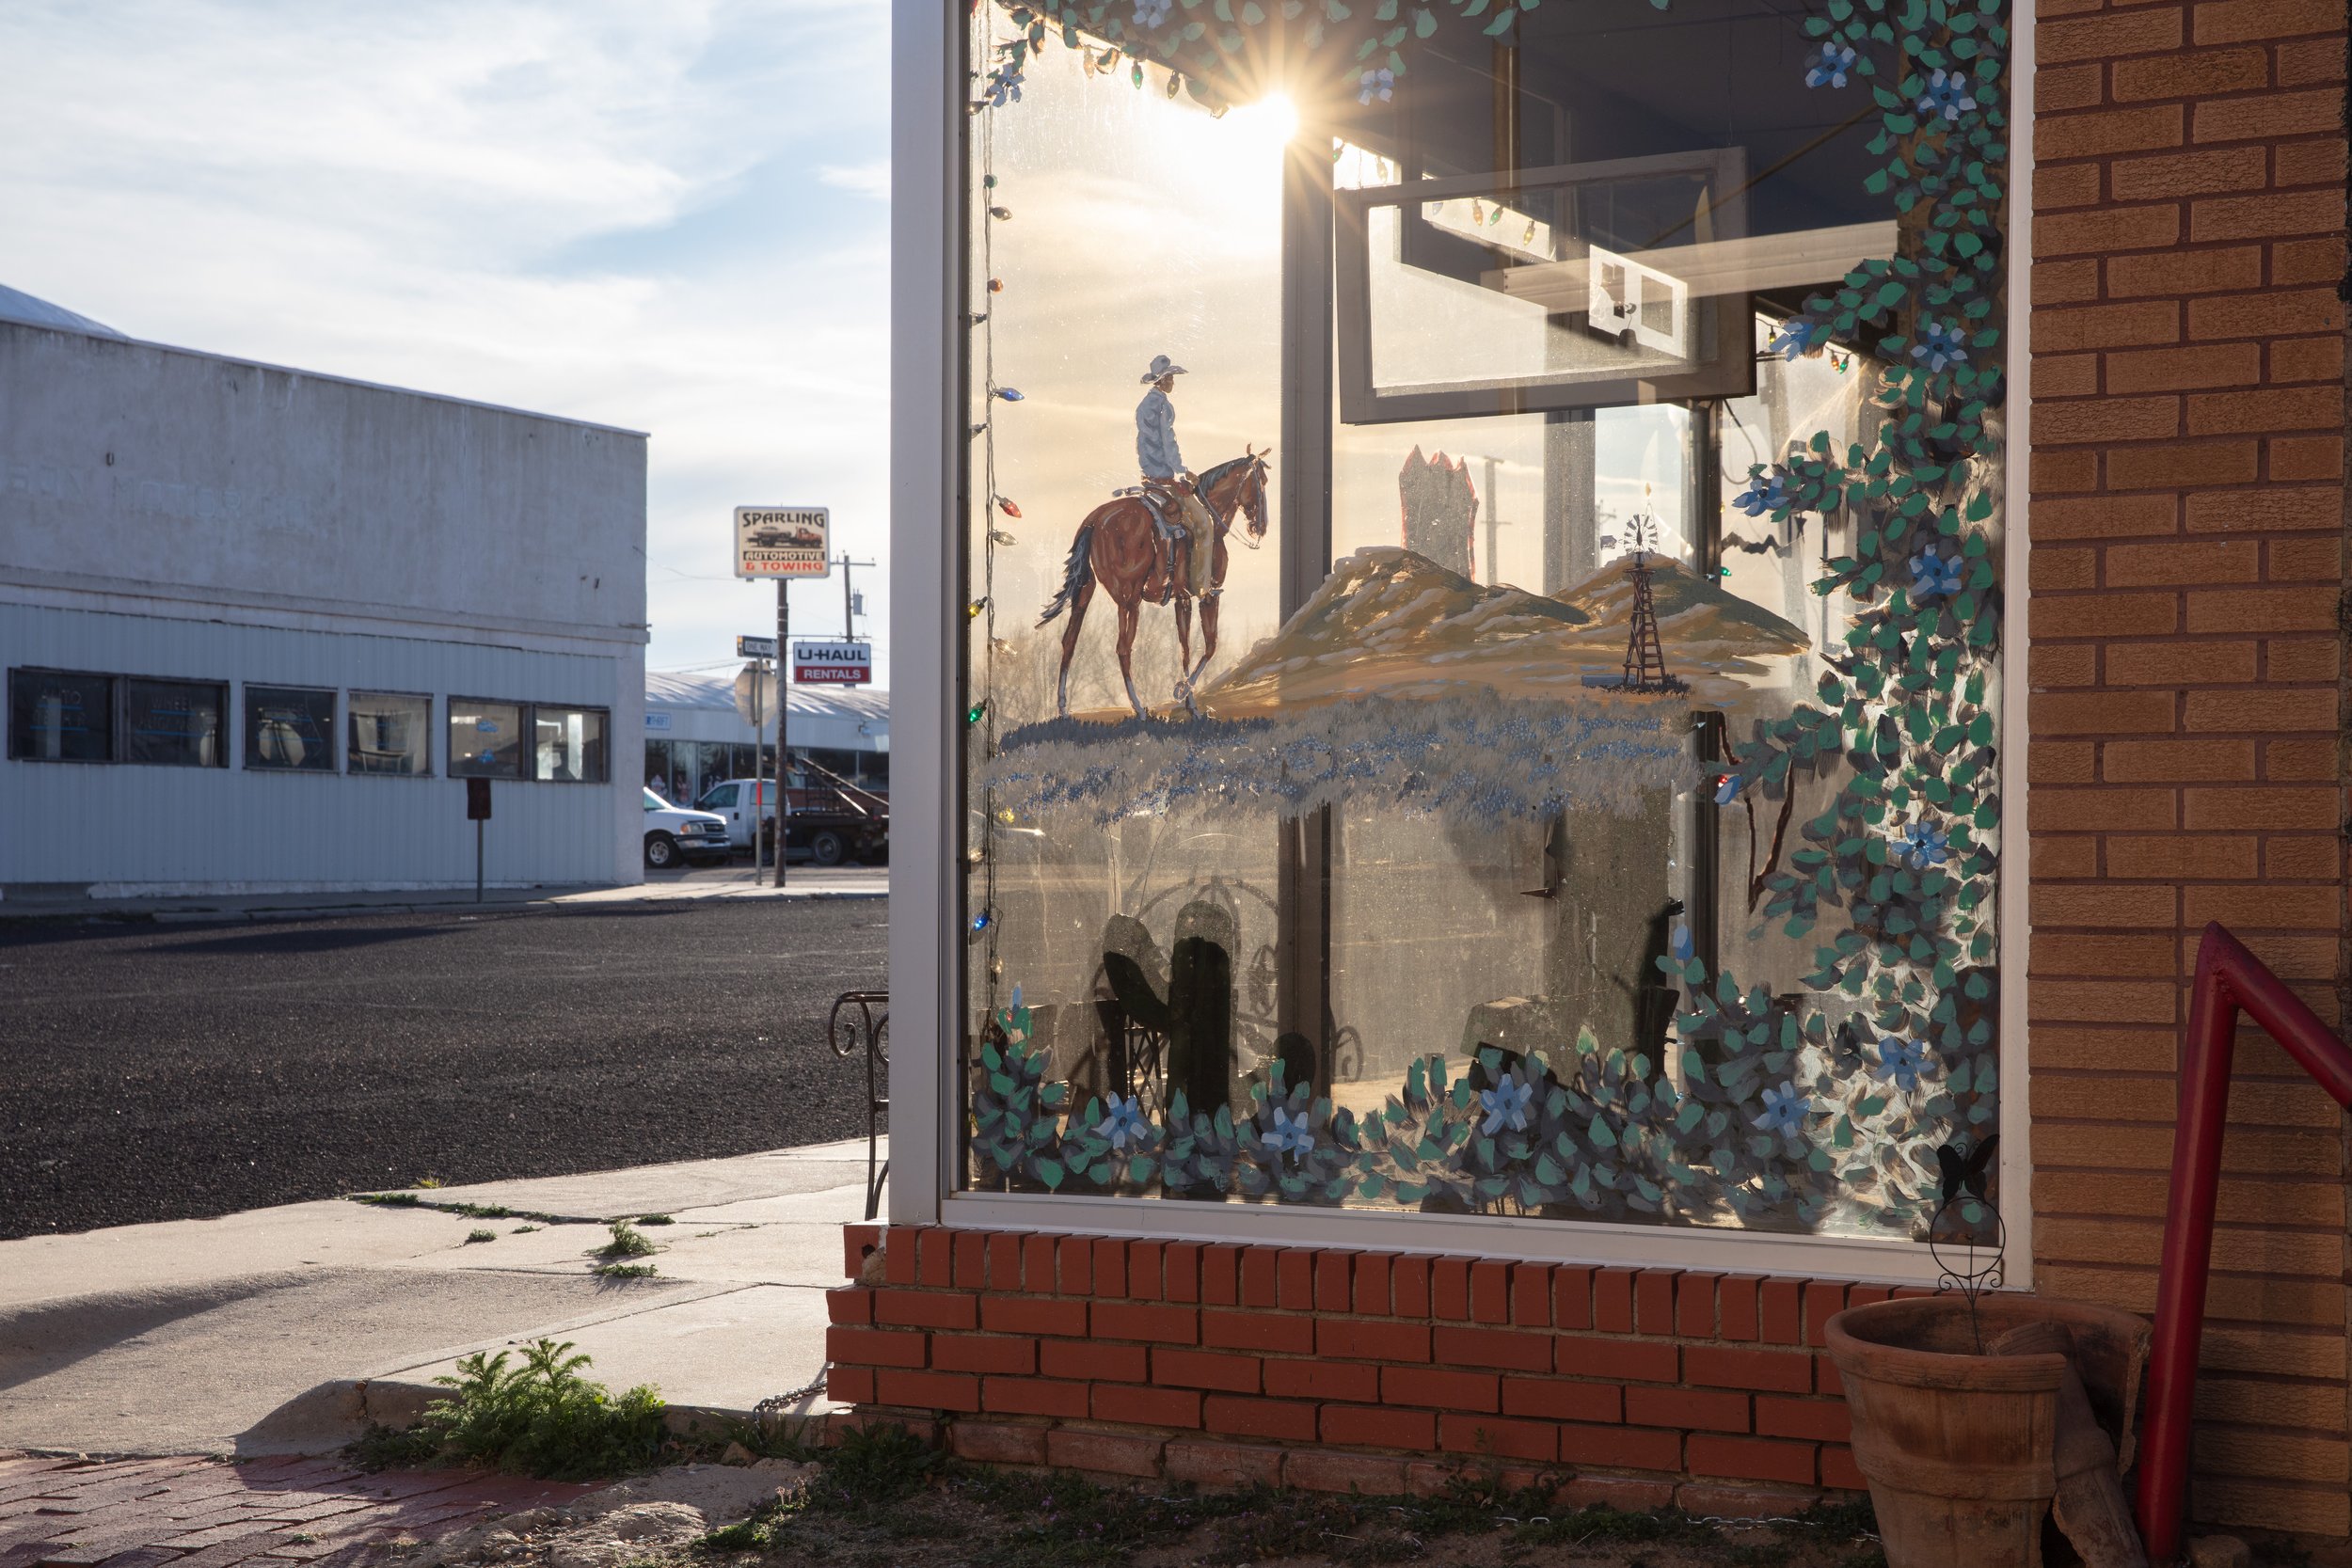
890,3,2036,1287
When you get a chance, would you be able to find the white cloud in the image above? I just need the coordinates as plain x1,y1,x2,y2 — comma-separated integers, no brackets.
0,0,895,681
818,161,891,200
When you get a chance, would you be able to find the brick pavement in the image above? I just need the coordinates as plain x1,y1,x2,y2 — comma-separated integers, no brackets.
0,1453,594,1568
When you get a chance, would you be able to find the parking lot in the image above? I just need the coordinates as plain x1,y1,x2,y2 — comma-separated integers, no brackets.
0,897,887,1238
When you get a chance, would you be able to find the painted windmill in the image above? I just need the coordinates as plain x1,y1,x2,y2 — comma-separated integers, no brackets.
1619,511,1678,691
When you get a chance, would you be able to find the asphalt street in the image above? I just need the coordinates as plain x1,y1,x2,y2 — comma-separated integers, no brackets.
0,898,887,1239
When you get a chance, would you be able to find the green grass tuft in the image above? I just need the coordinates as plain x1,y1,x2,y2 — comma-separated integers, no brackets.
348,1338,664,1481
464,1228,497,1243
601,1220,657,1258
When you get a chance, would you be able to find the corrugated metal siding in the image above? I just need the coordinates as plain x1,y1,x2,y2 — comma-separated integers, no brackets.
3,604,630,888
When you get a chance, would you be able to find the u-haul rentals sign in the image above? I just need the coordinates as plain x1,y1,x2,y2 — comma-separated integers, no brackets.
734,505,832,578
792,640,872,685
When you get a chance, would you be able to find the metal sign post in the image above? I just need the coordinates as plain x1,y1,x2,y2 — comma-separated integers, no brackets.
731,504,830,891
465,778,492,901
790,580,800,893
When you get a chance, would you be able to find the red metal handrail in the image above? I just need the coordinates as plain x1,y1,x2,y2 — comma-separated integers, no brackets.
2137,923,2352,1564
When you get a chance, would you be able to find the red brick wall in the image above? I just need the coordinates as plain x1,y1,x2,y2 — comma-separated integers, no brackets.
828,1225,1925,1508
2026,0,2350,1541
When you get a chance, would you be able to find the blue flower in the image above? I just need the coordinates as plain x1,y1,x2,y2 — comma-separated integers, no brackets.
1479,1075,1534,1136
990,69,1024,107
1358,67,1393,106
1133,0,1173,25
1265,1104,1316,1160
1875,1037,1931,1093
1766,317,1823,360
1917,67,1977,122
1910,548,1963,599
1805,41,1857,89
1095,1093,1148,1150
1009,983,1024,1011
1752,1082,1811,1138
1911,319,1967,374
1713,771,1744,807
1896,820,1950,869
1670,924,1694,963
1734,468,1789,518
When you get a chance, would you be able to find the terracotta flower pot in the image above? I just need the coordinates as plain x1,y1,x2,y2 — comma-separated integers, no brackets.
1826,1294,2152,1568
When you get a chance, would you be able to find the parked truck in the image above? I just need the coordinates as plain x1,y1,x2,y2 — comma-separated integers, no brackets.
692,765,887,865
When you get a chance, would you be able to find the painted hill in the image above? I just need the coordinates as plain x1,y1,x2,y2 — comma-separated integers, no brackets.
1199,546,1807,716
1553,554,1811,657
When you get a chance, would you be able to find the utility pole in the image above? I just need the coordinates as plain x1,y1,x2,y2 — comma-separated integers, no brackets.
774,580,789,888
837,553,878,638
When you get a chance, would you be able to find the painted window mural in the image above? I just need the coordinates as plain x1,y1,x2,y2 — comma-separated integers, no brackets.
962,0,2010,1243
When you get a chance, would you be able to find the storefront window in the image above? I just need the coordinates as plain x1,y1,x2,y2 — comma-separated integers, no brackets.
245,686,337,772
448,698,523,779
349,691,432,777
533,705,610,784
957,0,2010,1244
8,669,114,763
124,677,226,768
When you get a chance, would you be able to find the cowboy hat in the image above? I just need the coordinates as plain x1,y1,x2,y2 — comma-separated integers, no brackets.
1139,354,1188,383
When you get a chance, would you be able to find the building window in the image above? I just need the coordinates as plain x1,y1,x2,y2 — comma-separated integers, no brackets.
349,691,432,777
123,677,227,768
8,668,115,763
952,3,2011,1246
245,686,337,772
533,705,610,783
448,698,523,779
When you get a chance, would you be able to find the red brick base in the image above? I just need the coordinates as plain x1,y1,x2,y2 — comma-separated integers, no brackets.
829,1225,1940,1504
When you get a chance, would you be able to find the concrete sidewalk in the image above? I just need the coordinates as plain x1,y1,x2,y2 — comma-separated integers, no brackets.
0,867,885,926
0,1139,882,1458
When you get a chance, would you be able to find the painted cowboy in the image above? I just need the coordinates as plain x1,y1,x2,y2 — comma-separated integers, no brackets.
1136,354,1216,603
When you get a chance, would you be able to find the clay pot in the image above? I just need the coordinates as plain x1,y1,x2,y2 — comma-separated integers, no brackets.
1826,1295,2152,1568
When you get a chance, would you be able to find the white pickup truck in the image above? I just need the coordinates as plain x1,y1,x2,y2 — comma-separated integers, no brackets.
642,788,733,869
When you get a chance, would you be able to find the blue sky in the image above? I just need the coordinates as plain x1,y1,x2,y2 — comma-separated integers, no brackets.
0,0,892,682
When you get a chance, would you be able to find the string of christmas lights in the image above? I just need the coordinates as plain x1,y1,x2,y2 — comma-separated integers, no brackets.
969,3,1012,1017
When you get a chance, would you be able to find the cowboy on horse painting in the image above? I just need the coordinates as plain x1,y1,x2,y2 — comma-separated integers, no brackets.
1037,353,1270,721
1135,354,1215,603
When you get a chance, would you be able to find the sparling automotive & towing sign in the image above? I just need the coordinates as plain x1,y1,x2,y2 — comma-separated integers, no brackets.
734,506,831,578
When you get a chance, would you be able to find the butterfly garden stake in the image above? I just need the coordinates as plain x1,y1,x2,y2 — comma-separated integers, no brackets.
1929,1133,2003,1352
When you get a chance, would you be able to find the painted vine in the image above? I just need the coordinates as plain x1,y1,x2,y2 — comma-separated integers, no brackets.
968,0,2010,1238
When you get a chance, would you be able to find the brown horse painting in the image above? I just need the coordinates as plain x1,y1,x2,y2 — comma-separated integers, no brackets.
1038,448,1271,719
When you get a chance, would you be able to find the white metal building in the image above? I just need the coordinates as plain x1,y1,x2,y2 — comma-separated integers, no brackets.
0,291,649,897
643,670,887,808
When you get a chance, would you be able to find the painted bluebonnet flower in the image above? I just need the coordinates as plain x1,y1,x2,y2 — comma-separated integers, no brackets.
1766,317,1824,360
990,69,1025,107
1876,1037,1931,1093
1910,547,1963,599
1917,67,1977,122
1133,0,1173,26
1670,924,1694,963
1753,1082,1812,1138
1911,319,1968,374
1359,68,1394,105
1713,771,1744,807
1265,1104,1316,1160
1897,819,1950,869
1734,468,1789,518
1009,983,1024,1011
1479,1075,1534,1136
1805,41,1858,89
1096,1093,1149,1150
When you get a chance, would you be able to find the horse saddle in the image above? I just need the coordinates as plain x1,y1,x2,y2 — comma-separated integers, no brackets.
1118,483,1192,543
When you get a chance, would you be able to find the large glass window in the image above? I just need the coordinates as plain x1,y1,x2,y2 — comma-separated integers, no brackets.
245,686,337,772
956,0,2010,1246
448,698,523,779
124,678,226,768
349,691,432,777
533,705,610,784
8,669,114,763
